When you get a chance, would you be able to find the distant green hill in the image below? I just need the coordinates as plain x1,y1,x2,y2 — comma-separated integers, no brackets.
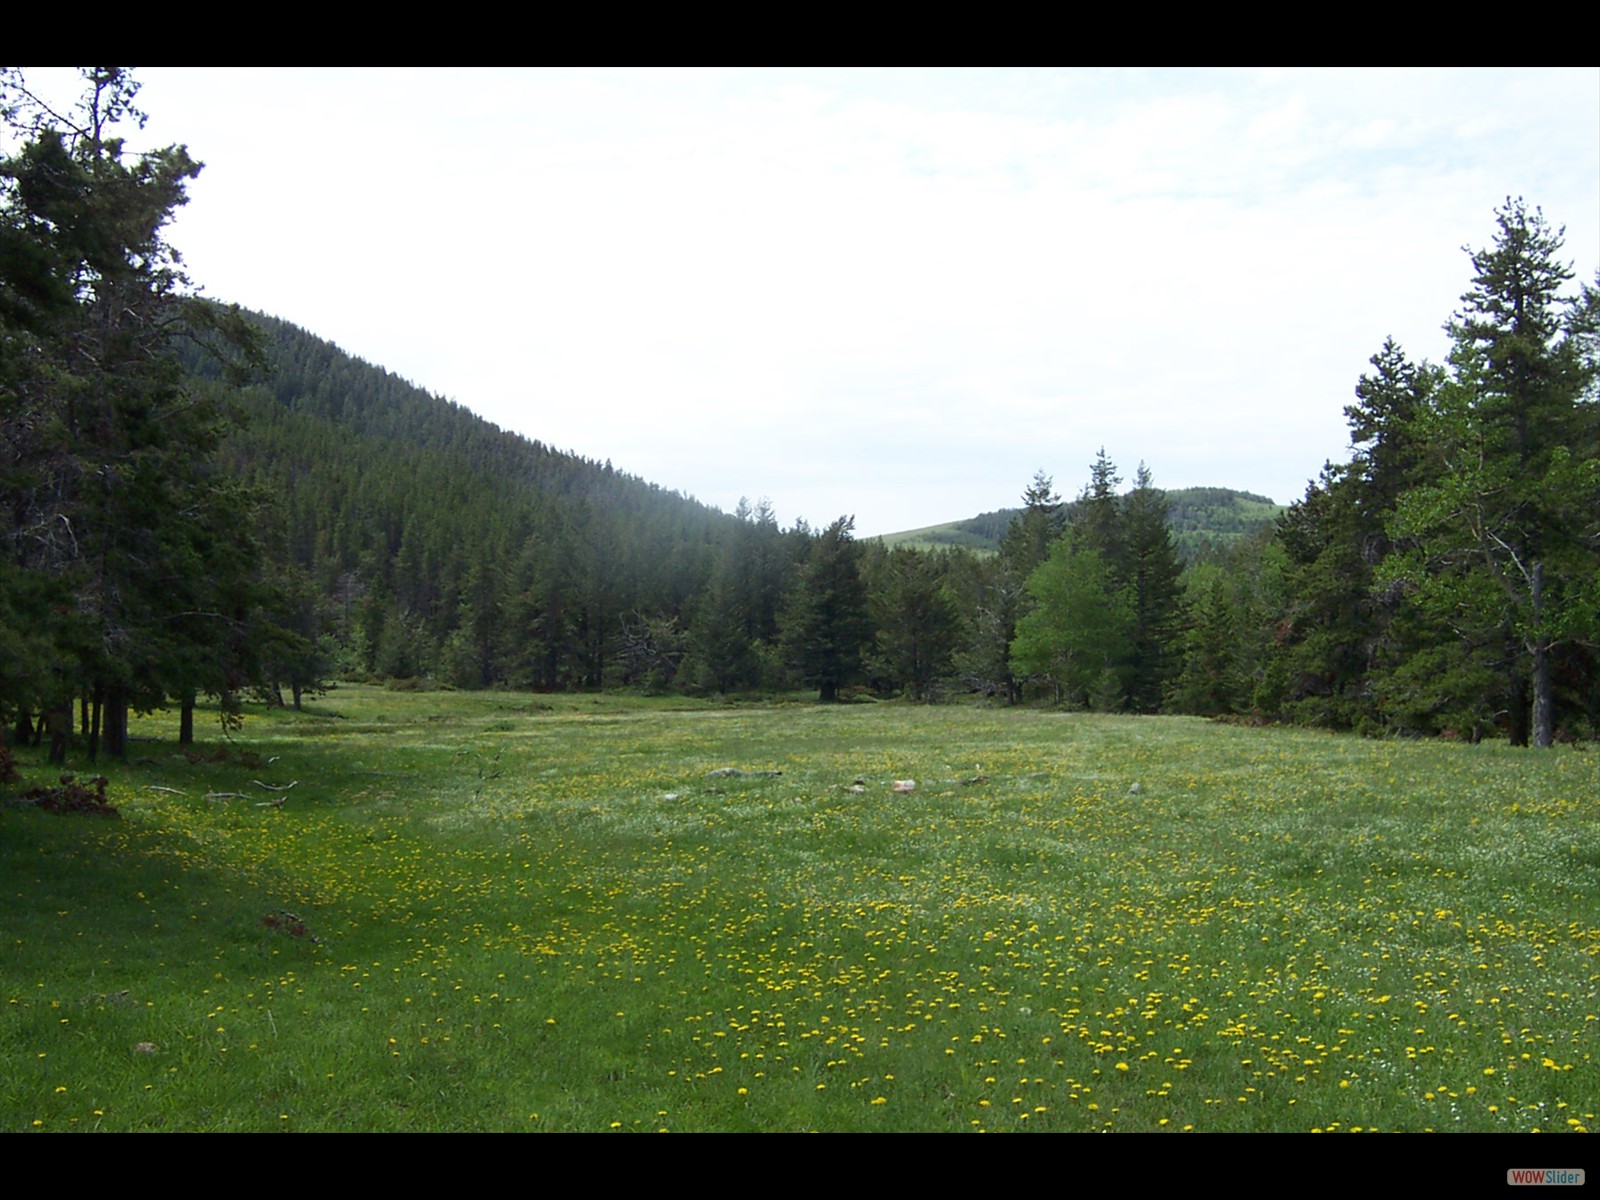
878,487,1284,561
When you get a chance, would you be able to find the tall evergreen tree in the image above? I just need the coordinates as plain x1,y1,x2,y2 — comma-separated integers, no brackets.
1381,200,1599,746
998,470,1065,576
685,554,754,693
961,471,1066,702
1170,562,1243,716
1,68,262,754
1120,464,1186,712
782,516,871,702
1074,449,1124,567
1270,340,1493,734
869,546,964,702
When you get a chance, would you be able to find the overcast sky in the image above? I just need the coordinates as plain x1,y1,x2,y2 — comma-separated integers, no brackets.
29,68,1599,536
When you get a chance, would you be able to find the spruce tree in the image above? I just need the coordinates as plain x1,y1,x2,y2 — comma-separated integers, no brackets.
1,68,263,754
1382,200,1599,746
972,470,1067,703
870,547,963,702
998,470,1065,578
782,517,871,702
1074,449,1124,567
1120,464,1185,713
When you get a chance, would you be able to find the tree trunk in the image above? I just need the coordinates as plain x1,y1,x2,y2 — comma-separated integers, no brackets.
291,682,303,711
103,685,128,761
1530,562,1554,749
1507,673,1530,747
1531,642,1554,748
45,704,70,764
88,688,102,761
179,692,195,746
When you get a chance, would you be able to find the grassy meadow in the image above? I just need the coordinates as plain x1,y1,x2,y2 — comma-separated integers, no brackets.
3,687,1597,1133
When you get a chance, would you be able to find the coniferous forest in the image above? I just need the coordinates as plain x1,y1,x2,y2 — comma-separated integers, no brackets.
4,69,1598,755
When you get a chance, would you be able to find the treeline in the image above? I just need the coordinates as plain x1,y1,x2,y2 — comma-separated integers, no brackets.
190,311,1226,714
5,72,1596,755
954,201,1598,746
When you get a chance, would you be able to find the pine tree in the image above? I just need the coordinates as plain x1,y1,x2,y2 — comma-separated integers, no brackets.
969,471,1068,703
1,68,263,755
1120,464,1186,712
1381,200,1599,746
1170,563,1241,716
998,470,1065,577
782,517,871,702
870,547,963,702
1074,450,1124,567
685,556,754,693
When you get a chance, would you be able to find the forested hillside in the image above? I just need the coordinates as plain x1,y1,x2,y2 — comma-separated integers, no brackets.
186,314,742,693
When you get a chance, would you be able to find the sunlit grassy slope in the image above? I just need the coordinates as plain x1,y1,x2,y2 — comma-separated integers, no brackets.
4,688,1596,1132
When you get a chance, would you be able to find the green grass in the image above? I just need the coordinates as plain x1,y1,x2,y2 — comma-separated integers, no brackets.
3,687,1596,1132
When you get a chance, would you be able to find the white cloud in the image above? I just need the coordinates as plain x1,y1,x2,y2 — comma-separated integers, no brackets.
65,66,1593,535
